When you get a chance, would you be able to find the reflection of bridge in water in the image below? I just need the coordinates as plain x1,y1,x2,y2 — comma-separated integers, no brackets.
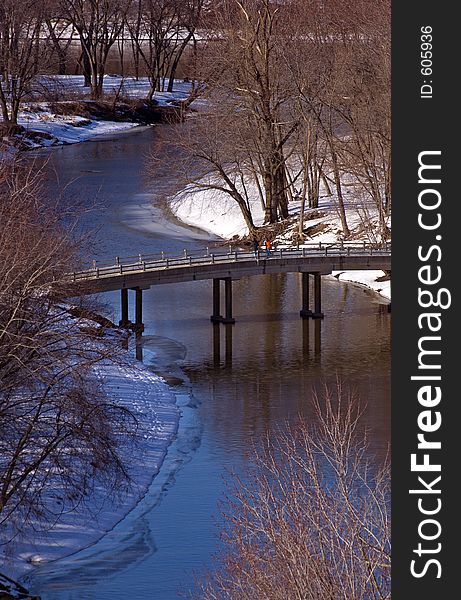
211,318,323,369
71,242,391,335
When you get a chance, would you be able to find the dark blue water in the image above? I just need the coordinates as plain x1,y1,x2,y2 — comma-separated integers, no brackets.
24,126,390,599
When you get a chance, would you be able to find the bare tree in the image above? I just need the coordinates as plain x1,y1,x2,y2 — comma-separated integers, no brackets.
290,107,328,239
166,0,204,93
45,0,76,76
286,0,390,239
284,1,351,237
179,0,297,227
333,0,391,242
127,0,203,100
170,98,263,236
127,0,181,99
0,0,49,126
197,385,391,599
60,0,132,99
0,157,136,545
156,0,390,244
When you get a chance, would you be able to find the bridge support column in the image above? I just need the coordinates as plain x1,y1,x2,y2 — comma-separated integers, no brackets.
299,272,324,319
134,287,145,332
119,288,131,327
300,272,313,319
312,273,324,319
222,278,235,324
210,278,223,323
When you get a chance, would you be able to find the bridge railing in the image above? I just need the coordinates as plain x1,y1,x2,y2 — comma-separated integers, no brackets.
70,241,391,283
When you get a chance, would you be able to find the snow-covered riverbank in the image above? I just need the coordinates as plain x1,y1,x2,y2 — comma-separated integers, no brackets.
1,76,193,149
171,182,391,301
1,328,179,583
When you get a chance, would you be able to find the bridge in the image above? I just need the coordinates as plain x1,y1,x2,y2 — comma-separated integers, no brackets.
70,241,391,330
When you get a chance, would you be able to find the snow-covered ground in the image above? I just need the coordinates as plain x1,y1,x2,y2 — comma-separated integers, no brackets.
2,76,193,148
17,110,139,147
30,74,193,106
1,323,179,582
171,179,391,300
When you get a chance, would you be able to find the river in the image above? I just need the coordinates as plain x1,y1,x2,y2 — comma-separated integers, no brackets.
25,125,390,599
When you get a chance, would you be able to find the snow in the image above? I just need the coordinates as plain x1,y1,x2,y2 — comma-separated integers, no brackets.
171,177,391,300
32,75,193,107
171,186,259,239
334,270,390,300
1,328,179,582
18,110,138,146
2,75,194,148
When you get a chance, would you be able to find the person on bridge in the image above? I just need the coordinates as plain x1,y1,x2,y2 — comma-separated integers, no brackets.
252,237,259,259
265,238,272,257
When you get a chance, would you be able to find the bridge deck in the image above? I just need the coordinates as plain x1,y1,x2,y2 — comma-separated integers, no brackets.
71,242,391,293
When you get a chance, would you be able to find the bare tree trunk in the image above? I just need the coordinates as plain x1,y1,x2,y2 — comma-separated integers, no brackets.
46,19,68,75
147,81,157,101
167,32,193,93
118,26,125,77
79,49,92,87
330,148,350,237
0,87,11,124
10,98,20,125
320,167,332,196
263,168,277,224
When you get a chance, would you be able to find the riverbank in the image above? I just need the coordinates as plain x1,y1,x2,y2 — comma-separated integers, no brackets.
1,76,193,150
1,312,179,584
170,183,391,301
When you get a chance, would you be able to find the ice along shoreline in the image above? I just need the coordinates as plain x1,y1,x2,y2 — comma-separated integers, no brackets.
2,327,180,585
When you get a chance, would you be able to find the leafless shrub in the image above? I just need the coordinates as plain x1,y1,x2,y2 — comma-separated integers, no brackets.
197,384,391,599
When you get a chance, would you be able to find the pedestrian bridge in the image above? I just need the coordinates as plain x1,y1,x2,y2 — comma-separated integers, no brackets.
70,241,391,328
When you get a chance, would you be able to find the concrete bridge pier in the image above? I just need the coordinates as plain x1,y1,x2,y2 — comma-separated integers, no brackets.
210,278,223,323
312,273,324,319
222,278,235,325
300,273,324,319
300,272,313,319
133,287,145,333
119,287,146,332
119,288,131,327
210,278,235,324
